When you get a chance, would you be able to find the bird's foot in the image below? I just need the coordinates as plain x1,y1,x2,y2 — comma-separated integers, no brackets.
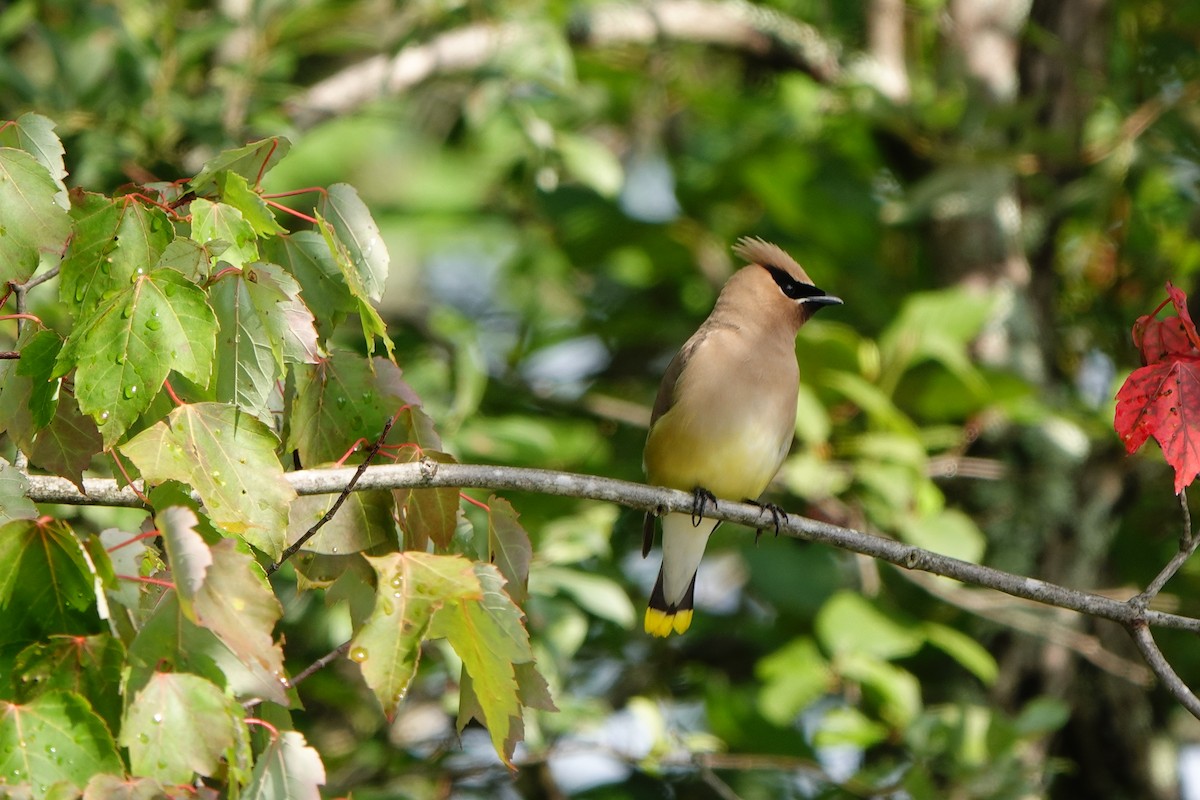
745,499,788,543
691,487,717,527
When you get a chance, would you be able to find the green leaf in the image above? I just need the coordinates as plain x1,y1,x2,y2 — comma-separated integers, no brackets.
189,199,259,268
315,185,394,357
352,552,472,719
288,350,423,465
432,563,533,766
262,232,354,338
0,148,71,283
120,403,297,557
217,172,286,237
558,132,624,198
154,238,211,281
158,506,213,620
0,331,101,488
823,371,918,434
0,691,123,792
353,297,396,360
756,637,832,727
528,565,635,628
243,731,326,800
210,262,321,419
879,287,995,390
12,634,125,732
898,508,987,564
27,389,103,491
839,652,922,727
487,497,531,605
814,591,923,661
0,113,67,207
98,527,160,613
190,137,291,195
15,328,63,429
59,193,173,317
1013,696,1071,736
120,672,244,784
190,539,287,701
126,585,288,707
316,183,388,302
793,383,832,445
0,519,101,656
286,490,395,555
394,450,460,552
0,459,37,525
53,268,217,446
0,351,37,449
921,622,998,685
811,705,890,748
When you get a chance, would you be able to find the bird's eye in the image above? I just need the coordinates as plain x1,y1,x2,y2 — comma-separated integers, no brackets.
764,265,825,301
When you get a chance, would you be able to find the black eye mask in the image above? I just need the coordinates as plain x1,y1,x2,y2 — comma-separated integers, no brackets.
762,264,829,301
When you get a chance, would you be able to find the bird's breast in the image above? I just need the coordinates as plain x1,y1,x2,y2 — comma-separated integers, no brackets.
644,339,799,500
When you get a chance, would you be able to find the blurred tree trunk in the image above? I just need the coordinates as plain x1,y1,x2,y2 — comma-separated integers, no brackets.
927,0,1168,797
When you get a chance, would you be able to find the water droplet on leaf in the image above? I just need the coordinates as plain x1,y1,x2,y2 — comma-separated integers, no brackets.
124,384,138,399
349,647,368,662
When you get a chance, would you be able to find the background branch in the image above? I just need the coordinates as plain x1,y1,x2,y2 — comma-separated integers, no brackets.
287,2,841,126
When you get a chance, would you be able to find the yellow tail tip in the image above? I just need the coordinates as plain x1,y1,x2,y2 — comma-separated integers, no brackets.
644,607,694,637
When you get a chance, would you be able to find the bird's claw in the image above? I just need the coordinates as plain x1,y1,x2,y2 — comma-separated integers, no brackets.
746,499,787,543
691,487,717,527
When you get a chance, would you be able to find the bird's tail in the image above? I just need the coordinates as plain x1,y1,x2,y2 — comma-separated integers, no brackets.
644,568,697,636
643,512,718,637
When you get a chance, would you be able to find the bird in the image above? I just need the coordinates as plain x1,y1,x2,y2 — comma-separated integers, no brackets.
641,237,842,637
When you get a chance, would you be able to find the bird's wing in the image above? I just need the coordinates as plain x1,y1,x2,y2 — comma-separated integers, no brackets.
642,320,736,556
648,320,735,426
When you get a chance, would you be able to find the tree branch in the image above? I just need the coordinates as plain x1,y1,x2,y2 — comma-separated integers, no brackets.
20,460,1200,635
287,2,841,126
1131,487,1199,609
1127,622,1200,719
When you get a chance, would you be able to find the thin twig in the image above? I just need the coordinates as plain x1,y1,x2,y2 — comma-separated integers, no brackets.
1127,622,1200,719
1181,487,1193,547
290,640,354,688
265,414,397,575
21,264,60,292
243,640,352,710
699,766,743,800
1132,488,1200,608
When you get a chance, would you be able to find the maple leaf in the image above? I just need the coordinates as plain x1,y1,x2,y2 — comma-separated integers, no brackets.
1115,282,1200,493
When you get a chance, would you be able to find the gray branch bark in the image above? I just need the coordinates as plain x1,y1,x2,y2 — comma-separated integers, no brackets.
23,460,1200,637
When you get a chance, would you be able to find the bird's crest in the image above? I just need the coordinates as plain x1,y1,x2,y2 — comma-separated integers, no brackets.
733,237,803,275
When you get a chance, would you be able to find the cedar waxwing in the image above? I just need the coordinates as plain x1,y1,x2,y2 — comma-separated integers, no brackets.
642,237,842,637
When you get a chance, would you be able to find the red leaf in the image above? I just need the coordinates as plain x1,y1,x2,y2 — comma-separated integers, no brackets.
1114,358,1200,494
1134,315,1199,365
1133,283,1200,364
1116,283,1200,494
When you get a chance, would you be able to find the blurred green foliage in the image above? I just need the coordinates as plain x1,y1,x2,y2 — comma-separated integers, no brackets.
4,0,1200,797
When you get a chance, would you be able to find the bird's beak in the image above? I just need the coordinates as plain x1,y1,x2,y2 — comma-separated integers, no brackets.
801,294,843,307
